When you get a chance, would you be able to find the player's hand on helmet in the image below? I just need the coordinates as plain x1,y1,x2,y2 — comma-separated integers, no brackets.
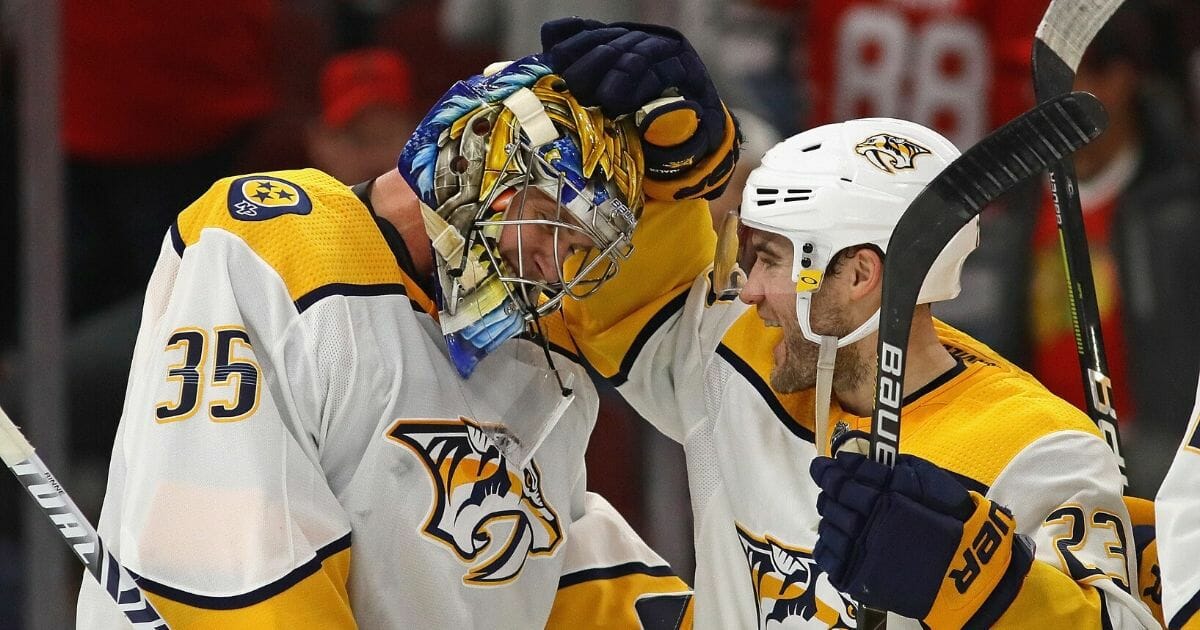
540,17,739,202
810,452,1035,629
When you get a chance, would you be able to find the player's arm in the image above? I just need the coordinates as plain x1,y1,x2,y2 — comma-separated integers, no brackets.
811,433,1159,629
1157,379,1200,629
547,492,693,630
986,431,1159,628
544,19,747,441
77,179,357,629
562,194,744,440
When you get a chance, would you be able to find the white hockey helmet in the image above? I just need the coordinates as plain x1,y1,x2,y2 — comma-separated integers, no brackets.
741,118,978,347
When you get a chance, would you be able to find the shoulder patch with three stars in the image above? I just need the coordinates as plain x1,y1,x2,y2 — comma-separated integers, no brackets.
227,175,312,221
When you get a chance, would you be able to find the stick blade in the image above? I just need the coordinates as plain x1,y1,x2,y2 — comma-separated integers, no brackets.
890,90,1107,278
0,404,35,467
871,91,1107,465
1035,0,1125,72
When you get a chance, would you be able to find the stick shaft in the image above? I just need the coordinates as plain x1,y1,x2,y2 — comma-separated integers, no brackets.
1033,37,1130,489
1,407,170,629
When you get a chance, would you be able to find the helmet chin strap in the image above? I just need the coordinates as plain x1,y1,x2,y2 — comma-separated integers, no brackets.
795,294,880,456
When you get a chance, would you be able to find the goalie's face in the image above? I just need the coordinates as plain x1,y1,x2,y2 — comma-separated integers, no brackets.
493,187,598,290
476,135,637,319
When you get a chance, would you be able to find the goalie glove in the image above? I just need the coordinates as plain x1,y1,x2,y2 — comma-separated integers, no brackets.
540,17,739,201
810,452,1035,629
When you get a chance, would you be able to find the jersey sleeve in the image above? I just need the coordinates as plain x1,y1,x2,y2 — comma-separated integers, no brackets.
987,431,1160,629
547,492,693,630
562,198,743,442
1157,378,1200,630
76,173,368,628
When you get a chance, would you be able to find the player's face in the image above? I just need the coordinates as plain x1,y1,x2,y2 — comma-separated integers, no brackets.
741,230,818,392
494,186,595,286
741,230,859,393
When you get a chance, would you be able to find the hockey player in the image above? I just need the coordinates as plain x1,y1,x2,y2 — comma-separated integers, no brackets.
75,26,737,628
1157,376,1200,629
544,21,1158,624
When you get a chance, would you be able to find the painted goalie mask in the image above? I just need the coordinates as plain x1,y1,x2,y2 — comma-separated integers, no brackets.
398,57,644,377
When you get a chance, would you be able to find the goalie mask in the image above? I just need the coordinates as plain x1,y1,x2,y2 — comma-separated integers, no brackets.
740,119,978,445
398,57,644,377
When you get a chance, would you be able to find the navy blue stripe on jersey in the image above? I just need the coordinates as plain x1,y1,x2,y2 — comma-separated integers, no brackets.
132,532,352,610
1100,587,1115,630
902,357,966,406
715,343,815,444
1132,524,1156,556
947,469,989,497
1171,588,1200,630
557,561,676,590
170,222,185,257
611,290,690,386
294,282,419,313
635,592,693,629
515,332,582,366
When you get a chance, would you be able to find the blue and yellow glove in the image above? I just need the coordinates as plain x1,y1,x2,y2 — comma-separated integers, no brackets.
540,17,739,202
811,453,1035,629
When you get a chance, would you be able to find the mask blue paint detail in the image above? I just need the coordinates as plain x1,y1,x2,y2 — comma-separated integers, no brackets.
444,300,526,377
397,56,553,206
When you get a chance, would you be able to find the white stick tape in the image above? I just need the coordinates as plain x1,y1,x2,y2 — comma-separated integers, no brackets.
1035,0,1125,72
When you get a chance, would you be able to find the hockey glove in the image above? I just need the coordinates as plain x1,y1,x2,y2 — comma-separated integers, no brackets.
810,453,1035,629
540,17,739,201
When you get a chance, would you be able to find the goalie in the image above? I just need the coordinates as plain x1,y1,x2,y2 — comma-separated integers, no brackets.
75,20,737,629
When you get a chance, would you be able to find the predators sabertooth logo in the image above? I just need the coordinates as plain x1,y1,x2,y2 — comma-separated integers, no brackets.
389,417,562,585
854,134,932,174
737,525,856,629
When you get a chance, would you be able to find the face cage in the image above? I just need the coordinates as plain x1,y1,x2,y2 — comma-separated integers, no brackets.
462,135,635,321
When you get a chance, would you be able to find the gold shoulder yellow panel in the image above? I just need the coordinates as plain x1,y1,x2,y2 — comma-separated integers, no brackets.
176,168,434,315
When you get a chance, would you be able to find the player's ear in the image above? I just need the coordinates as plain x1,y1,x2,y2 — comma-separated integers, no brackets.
846,246,884,301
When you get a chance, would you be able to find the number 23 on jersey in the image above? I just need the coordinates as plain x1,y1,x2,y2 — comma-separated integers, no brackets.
155,326,262,424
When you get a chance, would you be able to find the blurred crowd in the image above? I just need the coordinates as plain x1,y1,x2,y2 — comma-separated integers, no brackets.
2,0,1200,626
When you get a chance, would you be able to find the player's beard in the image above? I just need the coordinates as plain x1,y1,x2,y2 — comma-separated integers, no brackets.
770,306,871,396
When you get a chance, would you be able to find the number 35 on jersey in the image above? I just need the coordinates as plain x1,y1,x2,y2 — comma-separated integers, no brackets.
155,325,262,424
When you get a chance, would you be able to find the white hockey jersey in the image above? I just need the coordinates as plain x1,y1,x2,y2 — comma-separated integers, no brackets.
563,198,1159,629
76,169,692,629
1157,375,1200,629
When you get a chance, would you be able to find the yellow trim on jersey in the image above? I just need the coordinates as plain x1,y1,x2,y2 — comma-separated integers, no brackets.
993,560,1105,629
546,571,693,630
147,548,355,629
827,321,1103,487
175,168,434,316
563,198,715,378
720,309,815,435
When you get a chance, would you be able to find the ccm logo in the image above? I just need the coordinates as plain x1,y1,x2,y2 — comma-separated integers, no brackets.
948,502,1011,593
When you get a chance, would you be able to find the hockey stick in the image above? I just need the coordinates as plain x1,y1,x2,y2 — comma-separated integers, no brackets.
859,91,1106,630
1033,0,1130,489
871,91,1108,465
0,404,169,629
